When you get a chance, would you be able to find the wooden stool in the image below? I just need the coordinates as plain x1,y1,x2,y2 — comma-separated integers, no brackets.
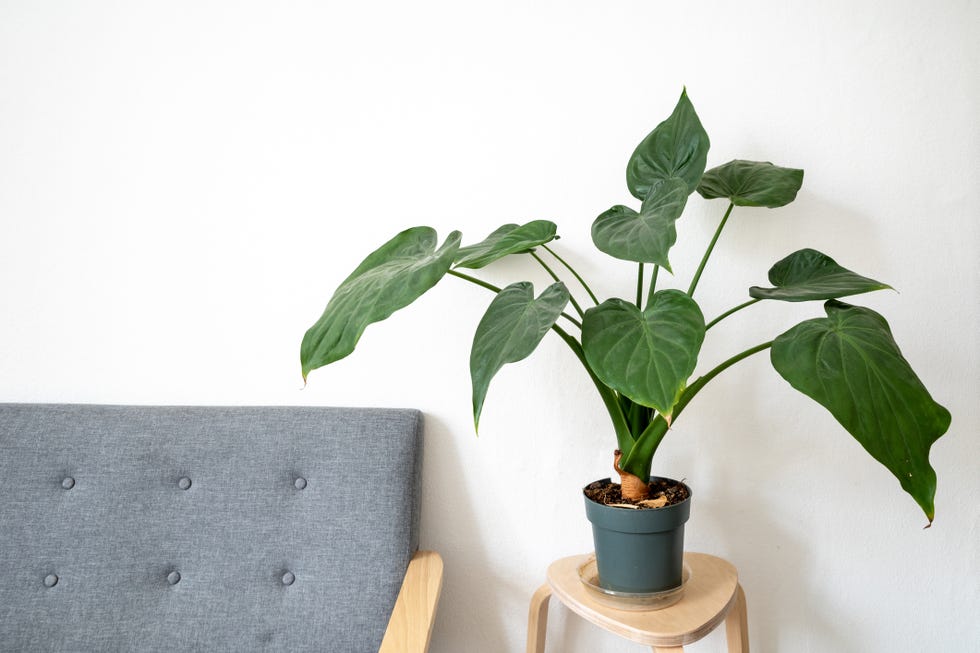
527,552,748,652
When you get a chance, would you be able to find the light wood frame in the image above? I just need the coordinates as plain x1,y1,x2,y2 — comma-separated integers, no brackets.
379,550,444,653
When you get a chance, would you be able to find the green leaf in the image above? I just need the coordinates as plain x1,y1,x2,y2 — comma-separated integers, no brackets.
771,300,951,522
301,227,461,380
751,249,892,302
626,88,710,200
591,177,689,271
470,281,570,430
697,160,804,208
454,220,558,269
582,290,705,416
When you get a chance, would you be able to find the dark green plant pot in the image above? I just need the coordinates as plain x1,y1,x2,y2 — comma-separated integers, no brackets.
583,476,692,593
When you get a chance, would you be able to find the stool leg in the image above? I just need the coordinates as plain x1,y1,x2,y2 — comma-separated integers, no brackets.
527,583,552,653
725,583,749,652
653,647,684,652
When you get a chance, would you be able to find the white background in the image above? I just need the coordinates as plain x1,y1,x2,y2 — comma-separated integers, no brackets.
2,1,977,651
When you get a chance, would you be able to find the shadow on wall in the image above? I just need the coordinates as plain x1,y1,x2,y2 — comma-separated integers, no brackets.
688,380,863,653
724,189,889,276
419,413,512,653
702,472,861,652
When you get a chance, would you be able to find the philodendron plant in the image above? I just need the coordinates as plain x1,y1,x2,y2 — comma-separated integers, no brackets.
301,89,951,524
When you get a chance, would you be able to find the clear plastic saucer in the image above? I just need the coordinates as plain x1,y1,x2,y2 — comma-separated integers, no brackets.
577,555,690,611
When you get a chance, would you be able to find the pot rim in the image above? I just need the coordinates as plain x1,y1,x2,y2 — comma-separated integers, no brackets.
584,475,692,532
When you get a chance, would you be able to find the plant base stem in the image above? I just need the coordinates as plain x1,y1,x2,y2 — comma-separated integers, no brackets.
614,449,650,501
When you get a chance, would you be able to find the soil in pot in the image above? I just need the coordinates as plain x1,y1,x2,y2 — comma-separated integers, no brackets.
584,477,689,509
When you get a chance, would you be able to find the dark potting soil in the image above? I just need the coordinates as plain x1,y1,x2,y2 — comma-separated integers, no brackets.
583,478,690,508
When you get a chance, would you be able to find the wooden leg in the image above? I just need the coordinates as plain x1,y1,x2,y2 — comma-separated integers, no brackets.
527,584,552,653
653,647,684,652
725,583,749,652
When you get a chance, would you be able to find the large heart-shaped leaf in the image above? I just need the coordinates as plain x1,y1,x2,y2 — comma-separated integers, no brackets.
697,160,804,208
454,220,558,269
470,281,570,430
301,227,461,379
751,249,892,302
771,300,951,522
591,177,689,271
626,88,710,200
582,290,705,416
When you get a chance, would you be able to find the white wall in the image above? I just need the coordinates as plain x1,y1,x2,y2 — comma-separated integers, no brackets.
1,1,977,651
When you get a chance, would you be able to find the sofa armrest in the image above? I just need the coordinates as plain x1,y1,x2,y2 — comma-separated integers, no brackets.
379,550,444,653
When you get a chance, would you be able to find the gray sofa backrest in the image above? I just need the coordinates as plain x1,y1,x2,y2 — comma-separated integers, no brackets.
0,404,424,653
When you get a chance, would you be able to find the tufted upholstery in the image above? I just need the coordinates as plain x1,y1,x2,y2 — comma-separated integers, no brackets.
0,404,425,653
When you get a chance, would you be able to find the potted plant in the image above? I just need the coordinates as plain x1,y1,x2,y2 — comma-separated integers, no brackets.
300,89,951,594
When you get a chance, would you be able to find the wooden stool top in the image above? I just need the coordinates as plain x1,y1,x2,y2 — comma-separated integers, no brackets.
547,552,739,647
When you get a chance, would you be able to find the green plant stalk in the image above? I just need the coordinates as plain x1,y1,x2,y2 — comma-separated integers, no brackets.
448,268,631,449
447,269,501,293
619,415,670,481
705,298,762,331
636,263,645,308
646,265,660,307
676,340,775,414
688,202,734,297
531,251,586,319
619,340,774,479
542,244,600,306
624,397,652,439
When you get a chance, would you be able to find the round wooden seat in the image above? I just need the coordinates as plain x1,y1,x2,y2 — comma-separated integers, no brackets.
527,552,748,652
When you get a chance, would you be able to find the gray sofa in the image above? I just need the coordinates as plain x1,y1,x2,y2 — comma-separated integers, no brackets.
0,404,441,653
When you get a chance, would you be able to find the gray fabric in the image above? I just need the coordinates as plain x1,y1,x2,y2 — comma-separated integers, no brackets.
0,404,424,653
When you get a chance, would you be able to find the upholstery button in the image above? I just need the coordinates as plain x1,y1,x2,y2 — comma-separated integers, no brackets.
294,477,307,490
167,571,181,585
43,574,59,588
177,477,192,490
61,477,75,490
281,571,295,586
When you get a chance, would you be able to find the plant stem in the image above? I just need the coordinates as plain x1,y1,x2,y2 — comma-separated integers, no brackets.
447,269,502,293
705,298,762,331
688,202,734,297
636,263,644,308
619,415,669,481
646,265,660,307
530,251,586,319
558,313,583,329
675,341,774,415
447,269,582,328
542,244,600,306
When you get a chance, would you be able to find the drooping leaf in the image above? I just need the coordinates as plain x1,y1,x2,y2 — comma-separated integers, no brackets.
301,227,461,379
697,160,804,208
470,282,570,430
591,177,689,271
751,249,892,302
582,290,705,416
626,88,710,200
771,300,951,522
454,220,558,269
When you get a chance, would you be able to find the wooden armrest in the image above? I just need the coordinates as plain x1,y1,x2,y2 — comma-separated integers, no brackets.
379,550,444,653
